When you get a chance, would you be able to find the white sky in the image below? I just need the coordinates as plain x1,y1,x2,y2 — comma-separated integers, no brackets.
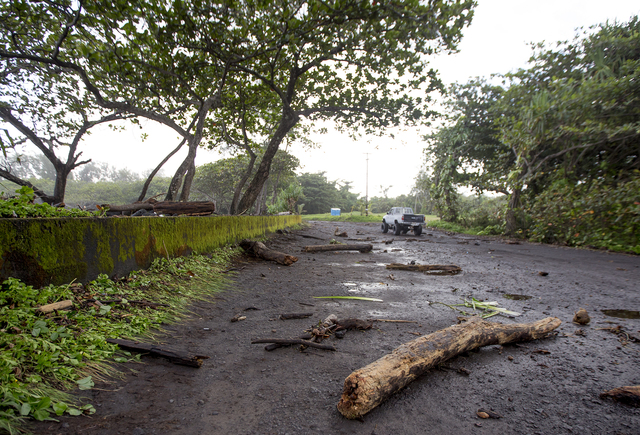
80,1,640,199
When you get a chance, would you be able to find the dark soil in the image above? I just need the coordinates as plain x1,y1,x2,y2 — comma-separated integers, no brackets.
35,221,640,435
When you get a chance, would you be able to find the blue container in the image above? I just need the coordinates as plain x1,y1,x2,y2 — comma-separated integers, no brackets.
330,208,341,216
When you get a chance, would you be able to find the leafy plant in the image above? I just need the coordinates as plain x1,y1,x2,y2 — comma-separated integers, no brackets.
0,245,239,433
0,187,102,218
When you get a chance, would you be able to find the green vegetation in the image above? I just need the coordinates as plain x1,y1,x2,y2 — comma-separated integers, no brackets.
417,17,640,253
0,247,238,434
0,187,102,219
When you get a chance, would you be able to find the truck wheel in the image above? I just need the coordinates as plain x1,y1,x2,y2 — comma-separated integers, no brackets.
414,225,422,236
381,222,389,233
394,223,402,235
401,226,409,234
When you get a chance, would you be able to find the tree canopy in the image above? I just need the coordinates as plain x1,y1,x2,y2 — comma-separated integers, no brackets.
422,16,639,252
1,0,476,210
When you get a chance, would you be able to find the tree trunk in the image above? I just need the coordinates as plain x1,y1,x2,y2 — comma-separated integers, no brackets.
505,187,522,236
179,159,196,201
230,151,257,215
138,138,186,202
337,316,562,419
236,109,299,214
0,169,54,203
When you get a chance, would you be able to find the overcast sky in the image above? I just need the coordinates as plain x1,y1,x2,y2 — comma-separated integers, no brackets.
82,1,640,200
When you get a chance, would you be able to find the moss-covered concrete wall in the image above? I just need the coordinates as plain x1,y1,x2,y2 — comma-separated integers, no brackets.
0,215,300,287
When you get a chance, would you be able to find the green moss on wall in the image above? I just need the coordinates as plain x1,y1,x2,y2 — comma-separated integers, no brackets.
0,215,300,287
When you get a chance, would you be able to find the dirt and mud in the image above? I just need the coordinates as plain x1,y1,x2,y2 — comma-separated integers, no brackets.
35,221,640,435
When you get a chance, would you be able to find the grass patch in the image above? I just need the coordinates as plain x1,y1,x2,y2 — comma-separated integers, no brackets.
302,213,439,224
0,245,239,434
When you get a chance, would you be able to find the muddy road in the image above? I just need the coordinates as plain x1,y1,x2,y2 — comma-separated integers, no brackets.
38,221,640,435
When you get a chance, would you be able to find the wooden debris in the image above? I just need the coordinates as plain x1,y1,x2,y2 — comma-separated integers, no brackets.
279,313,314,320
600,386,640,407
106,338,209,367
239,239,298,266
103,200,215,216
386,263,462,275
334,227,348,237
230,314,247,322
251,338,336,351
573,308,590,325
37,300,73,313
302,244,373,253
477,409,501,419
336,316,562,419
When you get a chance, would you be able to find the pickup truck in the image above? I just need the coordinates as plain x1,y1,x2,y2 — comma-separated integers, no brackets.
381,207,425,236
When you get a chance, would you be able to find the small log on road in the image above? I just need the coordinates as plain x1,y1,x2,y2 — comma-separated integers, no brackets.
386,263,462,274
106,338,209,367
279,313,314,320
251,338,336,351
601,386,640,407
303,244,373,253
37,300,73,313
337,316,561,419
239,240,298,265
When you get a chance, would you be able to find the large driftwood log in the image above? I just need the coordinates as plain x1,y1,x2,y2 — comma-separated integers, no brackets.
239,240,298,265
303,244,373,253
106,338,209,367
337,316,561,419
103,201,215,216
600,386,640,407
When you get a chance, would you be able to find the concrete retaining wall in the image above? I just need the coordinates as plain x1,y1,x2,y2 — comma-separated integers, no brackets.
0,214,300,287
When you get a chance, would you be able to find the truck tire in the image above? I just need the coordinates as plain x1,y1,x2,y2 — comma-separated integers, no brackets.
394,223,402,235
414,225,422,236
381,221,389,233
401,226,409,234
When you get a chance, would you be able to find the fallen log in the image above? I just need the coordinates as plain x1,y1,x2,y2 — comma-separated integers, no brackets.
386,263,462,275
600,386,640,407
102,201,215,216
37,300,73,313
251,338,336,351
279,313,314,320
106,338,209,367
336,316,561,419
239,240,298,265
303,244,373,253
153,201,215,216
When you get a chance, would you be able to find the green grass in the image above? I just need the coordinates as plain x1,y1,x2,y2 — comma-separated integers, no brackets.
0,246,239,434
301,212,439,223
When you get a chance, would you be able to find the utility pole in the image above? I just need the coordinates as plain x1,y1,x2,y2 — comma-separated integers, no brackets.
364,152,370,216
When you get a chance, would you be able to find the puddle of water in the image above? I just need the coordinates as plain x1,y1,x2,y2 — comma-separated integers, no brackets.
601,309,640,319
504,294,533,301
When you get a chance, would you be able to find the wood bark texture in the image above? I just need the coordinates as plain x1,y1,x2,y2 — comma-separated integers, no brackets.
104,201,215,216
600,386,640,407
303,244,373,253
106,338,209,367
37,300,73,313
239,240,298,265
337,316,562,419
